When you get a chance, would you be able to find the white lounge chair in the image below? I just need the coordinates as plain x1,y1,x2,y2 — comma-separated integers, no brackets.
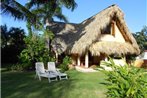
35,62,58,83
48,62,68,80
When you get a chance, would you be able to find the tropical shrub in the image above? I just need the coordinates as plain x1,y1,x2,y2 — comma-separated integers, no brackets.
4,63,29,71
19,34,55,70
60,56,72,72
10,64,26,71
101,58,147,98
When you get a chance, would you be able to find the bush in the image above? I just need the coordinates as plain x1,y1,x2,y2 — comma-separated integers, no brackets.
19,34,55,70
100,58,147,98
6,63,29,71
60,56,71,72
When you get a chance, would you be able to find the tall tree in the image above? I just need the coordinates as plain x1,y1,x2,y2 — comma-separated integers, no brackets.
133,26,147,52
1,0,37,36
1,0,36,21
1,0,77,64
25,0,77,55
1,0,77,48
1,0,77,34
1,24,8,48
1,25,26,64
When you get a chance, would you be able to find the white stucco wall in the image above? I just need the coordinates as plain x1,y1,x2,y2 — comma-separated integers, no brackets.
99,34,115,41
99,23,126,43
114,24,125,42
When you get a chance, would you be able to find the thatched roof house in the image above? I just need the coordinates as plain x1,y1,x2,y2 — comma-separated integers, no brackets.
50,4,140,68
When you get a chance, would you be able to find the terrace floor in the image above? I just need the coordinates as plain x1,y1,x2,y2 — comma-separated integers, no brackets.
75,66,98,72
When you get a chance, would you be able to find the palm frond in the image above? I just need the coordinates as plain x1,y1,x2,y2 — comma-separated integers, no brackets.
31,8,46,15
1,0,36,22
54,6,68,22
13,1,36,20
25,0,48,9
54,14,68,22
1,3,26,20
59,0,77,11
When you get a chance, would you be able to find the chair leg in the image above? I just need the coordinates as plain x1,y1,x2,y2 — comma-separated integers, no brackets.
59,75,68,80
38,76,41,81
66,76,68,79
59,76,62,80
48,78,51,83
48,77,58,83
35,73,38,79
35,73,42,81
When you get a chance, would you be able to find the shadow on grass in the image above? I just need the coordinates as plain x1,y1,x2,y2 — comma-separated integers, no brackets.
1,70,106,98
1,71,81,98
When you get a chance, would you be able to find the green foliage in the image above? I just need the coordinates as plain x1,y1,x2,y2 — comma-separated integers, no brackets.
133,26,147,52
44,28,55,40
1,25,26,64
60,56,72,72
25,0,77,23
101,58,147,98
10,64,30,71
1,0,77,39
9,64,23,71
3,63,29,71
19,33,55,69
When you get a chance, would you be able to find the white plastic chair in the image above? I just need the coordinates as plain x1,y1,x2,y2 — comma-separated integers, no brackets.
48,62,68,80
35,62,58,83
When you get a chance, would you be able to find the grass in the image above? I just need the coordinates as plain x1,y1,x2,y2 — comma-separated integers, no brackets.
1,69,107,98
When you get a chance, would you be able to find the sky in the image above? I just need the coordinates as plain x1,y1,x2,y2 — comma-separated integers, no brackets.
0,0,147,34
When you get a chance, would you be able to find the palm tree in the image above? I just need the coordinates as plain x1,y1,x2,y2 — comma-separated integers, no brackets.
1,0,77,30
1,0,77,38
25,0,77,52
25,0,77,31
1,0,36,21
1,0,37,36
25,0,77,13
1,0,77,62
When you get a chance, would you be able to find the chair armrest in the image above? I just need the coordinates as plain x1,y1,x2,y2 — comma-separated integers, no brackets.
47,70,55,74
45,70,49,72
56,68,61,71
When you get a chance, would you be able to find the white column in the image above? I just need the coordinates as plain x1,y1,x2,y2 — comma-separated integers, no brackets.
105,57,108,61
55,52,58,63
85,52,89,68
77,55,80,66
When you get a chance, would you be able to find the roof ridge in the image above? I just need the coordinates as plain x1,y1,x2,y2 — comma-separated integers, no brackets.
80,4,122,24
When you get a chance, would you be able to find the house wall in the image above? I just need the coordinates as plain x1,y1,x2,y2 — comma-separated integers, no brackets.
99,34,115,41
114,24,125,42
72,23,126,67
99,23,126,42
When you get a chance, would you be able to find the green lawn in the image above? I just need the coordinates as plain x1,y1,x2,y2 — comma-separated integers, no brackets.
1,69,107,98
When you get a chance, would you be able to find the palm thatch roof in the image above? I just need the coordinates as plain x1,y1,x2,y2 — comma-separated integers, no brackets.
89,41,138,56
51,4,140,56
51,22,80,54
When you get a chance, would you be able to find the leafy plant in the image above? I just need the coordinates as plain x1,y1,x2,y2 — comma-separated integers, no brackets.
5,63,29,71
100,58,147,98
60,56,72,72
133,26,147,52
1,25,26,64
19,33,55,70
